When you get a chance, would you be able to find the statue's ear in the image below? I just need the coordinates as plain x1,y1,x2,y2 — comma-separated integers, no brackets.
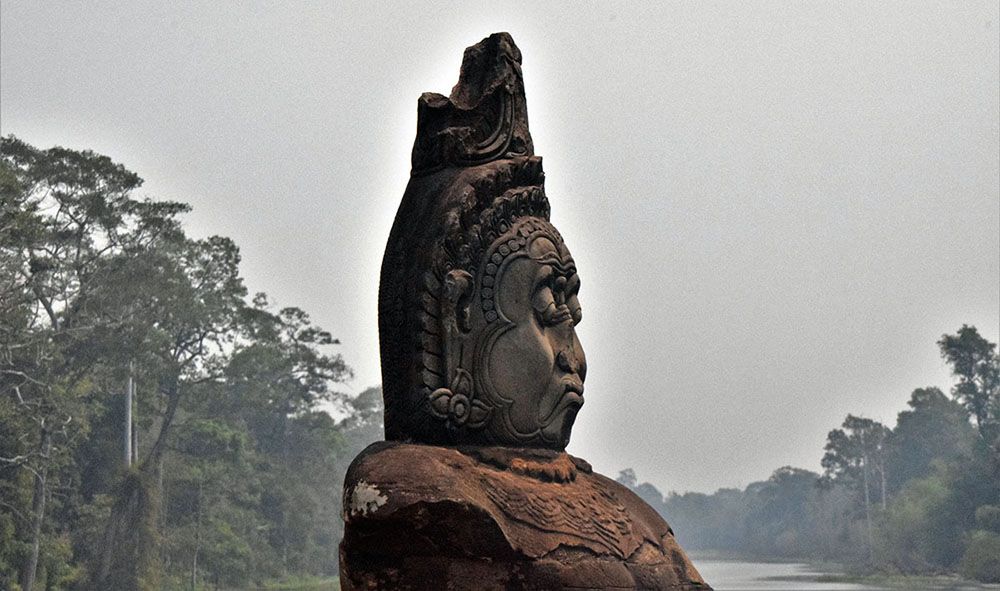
442,269,473,333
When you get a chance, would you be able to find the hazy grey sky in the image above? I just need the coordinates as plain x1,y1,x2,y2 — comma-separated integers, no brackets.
2,1,997,493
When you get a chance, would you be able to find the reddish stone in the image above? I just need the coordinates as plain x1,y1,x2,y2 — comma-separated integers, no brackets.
341,443,709,590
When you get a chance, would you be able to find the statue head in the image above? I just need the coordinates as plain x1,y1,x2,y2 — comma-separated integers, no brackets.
378,33,586,450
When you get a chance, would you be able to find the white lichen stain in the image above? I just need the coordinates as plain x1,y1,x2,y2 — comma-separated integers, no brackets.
350,480,388,516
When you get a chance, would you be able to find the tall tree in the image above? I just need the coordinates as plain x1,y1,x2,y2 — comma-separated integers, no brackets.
885,387,976,492
90,235,247,590
3,136,364,589
938,325,1000,440
822,415,890,562
1,135,186,590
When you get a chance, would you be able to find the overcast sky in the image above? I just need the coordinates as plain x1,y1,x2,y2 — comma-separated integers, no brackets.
3,1,997,494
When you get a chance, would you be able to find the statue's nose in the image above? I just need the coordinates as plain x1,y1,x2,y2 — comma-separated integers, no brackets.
556,350,578,374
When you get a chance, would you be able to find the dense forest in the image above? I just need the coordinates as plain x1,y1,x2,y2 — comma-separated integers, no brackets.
0,136,383,590
2,137,998,589
619,326,1000,583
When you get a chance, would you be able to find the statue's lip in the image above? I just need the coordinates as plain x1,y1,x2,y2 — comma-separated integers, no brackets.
562,380,584,405
539,379,584,425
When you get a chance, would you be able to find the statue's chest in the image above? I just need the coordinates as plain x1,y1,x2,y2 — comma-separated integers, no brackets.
478,469,642,559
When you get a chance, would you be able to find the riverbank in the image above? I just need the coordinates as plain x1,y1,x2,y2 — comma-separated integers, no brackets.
260,576,339,590
814,573,1000,590
690,553,999,591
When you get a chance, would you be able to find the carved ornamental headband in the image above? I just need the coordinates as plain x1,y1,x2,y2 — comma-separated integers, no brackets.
378,33,582,448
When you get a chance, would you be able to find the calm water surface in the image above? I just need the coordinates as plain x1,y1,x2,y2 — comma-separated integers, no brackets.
270,563,996,591
693,558,993,591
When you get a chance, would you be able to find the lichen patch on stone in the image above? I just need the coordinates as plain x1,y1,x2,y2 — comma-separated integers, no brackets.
350,480,388,516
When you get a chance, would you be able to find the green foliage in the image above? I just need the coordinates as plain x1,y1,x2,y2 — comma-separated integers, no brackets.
938,325,1000,440
651,467,856,560
95,469,162,591
1,136,379,589
621,325,1000,583
821,415,890,499
885,387,975,492
974,505,1000,534
877,467,962,571
959,530,1000,583
6,134,998,587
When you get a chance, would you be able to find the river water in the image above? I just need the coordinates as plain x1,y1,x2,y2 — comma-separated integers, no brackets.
694,558,993,591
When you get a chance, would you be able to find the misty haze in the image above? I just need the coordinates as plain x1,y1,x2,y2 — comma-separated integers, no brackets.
1,2,998,590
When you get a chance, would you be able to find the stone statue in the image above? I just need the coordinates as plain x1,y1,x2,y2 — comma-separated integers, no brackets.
340,32,710,591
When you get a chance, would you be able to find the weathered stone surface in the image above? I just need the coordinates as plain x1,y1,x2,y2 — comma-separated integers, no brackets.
341,443,708,590
342,31,711,589
377,32,572,450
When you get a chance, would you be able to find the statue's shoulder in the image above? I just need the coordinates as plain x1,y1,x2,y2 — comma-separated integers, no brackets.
342,442,709,590
342,441,490,519
343,442,668,555
580,461,675,535
342,441,521,566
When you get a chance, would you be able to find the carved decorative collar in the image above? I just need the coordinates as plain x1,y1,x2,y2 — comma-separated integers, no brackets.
459,446,592,483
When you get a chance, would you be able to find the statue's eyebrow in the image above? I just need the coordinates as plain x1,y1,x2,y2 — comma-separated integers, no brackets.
543,258,576,277
534,264,555,284
532,253,564,270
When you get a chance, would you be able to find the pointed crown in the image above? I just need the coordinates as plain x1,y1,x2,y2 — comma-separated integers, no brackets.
379,33,550,443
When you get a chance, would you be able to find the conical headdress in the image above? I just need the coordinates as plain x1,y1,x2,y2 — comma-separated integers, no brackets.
378,33,552,443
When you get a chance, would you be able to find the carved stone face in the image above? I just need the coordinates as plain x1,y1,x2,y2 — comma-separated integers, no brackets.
469,217,587,449
380,32,589,449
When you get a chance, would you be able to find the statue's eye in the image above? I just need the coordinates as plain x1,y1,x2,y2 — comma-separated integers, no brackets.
532,285,558,326
532,266,574,327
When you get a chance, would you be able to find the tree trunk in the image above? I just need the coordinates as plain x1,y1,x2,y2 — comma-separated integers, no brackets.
191,481,202,591
125,362,134,467
861,455,874,564
92,378,176,589
145,381,180,467
19,426,51,591
879,456,887,510
157,456,165,529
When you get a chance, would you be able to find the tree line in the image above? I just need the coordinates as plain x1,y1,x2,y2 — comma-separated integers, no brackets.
618,325,1000,583
4,136,997,588
0,136,384,590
